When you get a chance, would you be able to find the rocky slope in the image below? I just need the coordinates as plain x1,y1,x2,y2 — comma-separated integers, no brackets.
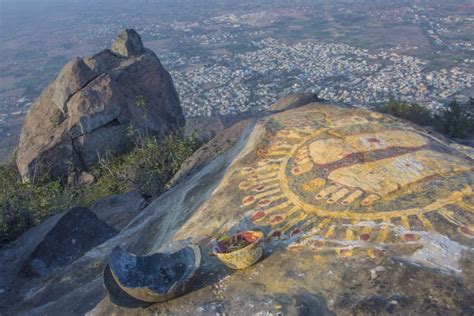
16,29,184,182
1,100,473,315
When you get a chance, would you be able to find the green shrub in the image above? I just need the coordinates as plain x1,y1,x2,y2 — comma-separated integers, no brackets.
376,97,434,126
89,132,200,198
0,132,200,245
433,98,474,139
376,97,474,139
0,162,71,244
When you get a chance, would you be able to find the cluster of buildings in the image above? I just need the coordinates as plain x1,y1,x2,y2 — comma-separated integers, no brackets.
2,3,473,124
191,30,266,46
163,37,473,117
206,11,280,27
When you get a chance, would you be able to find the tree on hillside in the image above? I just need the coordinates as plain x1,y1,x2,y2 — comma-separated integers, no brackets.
377,97,474,140
434,98,474,139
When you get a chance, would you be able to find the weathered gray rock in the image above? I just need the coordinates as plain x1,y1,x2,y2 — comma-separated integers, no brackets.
10,207,117,277
79,171,95,185
111,29,145,58
19,207,117,277
52,57,98,113
269,92,321,112
67,171,95,186
91,191,147,231
16,29,184,182
2,102,474,315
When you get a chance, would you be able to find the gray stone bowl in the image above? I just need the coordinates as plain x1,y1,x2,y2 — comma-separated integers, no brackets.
108,244,201,303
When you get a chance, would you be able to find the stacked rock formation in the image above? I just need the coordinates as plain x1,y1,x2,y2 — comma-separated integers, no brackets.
16,29,184,181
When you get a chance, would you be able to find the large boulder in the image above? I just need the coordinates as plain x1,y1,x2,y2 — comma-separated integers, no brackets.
1,101,474,315
111,29,145,58
19,207,117,277
16,29,184,182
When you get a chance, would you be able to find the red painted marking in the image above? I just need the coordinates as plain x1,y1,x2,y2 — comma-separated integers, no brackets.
270,231,282,239
251,211,266,222
313,241,324,248
239,182,252,190
367,137,381,143
243,196,255,204
403,233,419,241
248,174,259,180
290,228,302,236
258,149,268,155
293,167,301,173
359,233,370,241
258,199,272,207
270,215,284,224
255,185,266,192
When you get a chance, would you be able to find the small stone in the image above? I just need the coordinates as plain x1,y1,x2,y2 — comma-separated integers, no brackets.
374,265,386,272
77,171,95,186
370,269,378,279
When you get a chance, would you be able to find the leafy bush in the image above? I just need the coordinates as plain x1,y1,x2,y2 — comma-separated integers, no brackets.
376,97,474,139
433,98,474,139
90,131,200,198
376,97,434,127
0,132,200,245
0,162,74,244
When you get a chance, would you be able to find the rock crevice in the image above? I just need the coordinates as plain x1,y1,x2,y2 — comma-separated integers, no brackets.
62,72,101,116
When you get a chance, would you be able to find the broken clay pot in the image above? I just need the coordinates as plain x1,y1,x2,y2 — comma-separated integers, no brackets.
106,244,201,304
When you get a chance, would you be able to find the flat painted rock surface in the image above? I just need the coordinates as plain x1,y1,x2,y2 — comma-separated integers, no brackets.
2,103,473,315
94,103,474,315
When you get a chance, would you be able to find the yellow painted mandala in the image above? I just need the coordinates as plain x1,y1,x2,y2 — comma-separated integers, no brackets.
237,109,474,257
